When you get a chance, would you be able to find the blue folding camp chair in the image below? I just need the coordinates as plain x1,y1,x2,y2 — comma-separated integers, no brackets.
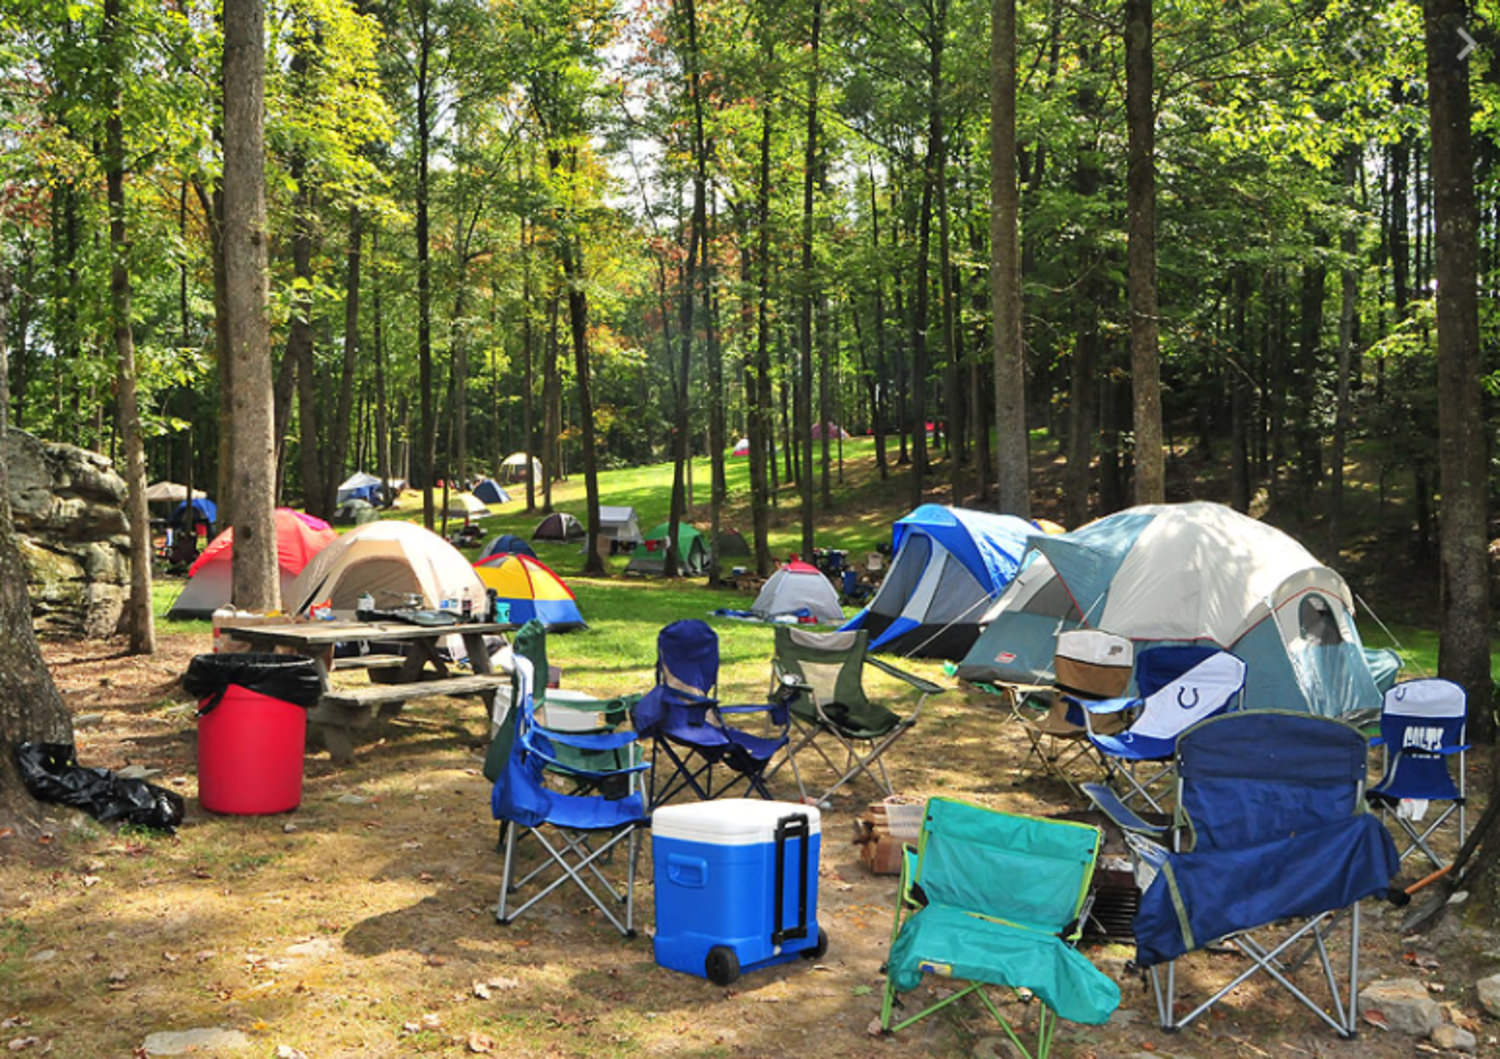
491,651,649,937
1087,711,1399,1037
631,620,789,808
1366,678,1468,870
1069,645,1245,814
880,798,1121,1057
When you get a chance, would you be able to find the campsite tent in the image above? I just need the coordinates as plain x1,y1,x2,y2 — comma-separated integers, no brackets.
171,497,217,527
444,492,490,521
336,471,383,504
334,498,378,525
731,437,750,457
474,553,586,631
284,519,484,616
840,504,1038,659
625,522,708,576
752,560,844,624
145,481,206,504
472,479,511,505
167,508,336,619
480,533,536,560
810,422,851,440
533,511,585,541
598,506,643,546
290,510,332,531
955,502,1401,718
499,452,543,485
717,529,750,558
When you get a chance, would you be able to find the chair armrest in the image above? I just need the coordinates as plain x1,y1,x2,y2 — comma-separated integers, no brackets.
1082,782,1168,838
866,655,946,695
1442,743,1471,755
717,702,778,715
1369,735,1385,747
1069,694,1140,715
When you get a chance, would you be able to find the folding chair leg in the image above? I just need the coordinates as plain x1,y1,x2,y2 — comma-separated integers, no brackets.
495,822,641,937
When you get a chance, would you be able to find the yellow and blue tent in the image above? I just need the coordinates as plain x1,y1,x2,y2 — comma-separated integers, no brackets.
473,553,586,631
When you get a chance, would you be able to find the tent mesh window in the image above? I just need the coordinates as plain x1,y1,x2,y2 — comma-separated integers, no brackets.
1298,595,1343,646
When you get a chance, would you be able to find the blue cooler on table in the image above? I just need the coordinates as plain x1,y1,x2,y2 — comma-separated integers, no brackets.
652,799,826,985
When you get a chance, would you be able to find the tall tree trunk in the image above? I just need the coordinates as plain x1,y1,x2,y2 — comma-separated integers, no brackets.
1425,0,1492,744
1330,149,1359,545
415,0,436,528
991,0,1027,512
542,289,560,513
223,0,278,611
326,207,362,513
372,226,392,498
707,204,725,588
797,0,822,558
868,172,889,481
288,142,323,516
521,208,537,511
1230,268,1252,512
103,0,153,653
752,94,776,575
1124,0,1164,503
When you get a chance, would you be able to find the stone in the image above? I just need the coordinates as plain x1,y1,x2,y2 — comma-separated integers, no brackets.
141,1027,253,1055
1476,972,1500,1018
1432,1023,1476,1052
1359,977,1443,1036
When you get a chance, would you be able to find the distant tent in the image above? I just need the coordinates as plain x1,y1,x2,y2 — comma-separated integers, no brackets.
716,529,750,558
472,479,511,505
444,492,490,521
731,437,750,457
290,510,332,532
145,481,206,504
499,452,543,485
334,498,378,525
167,508,336,619
840,504,1038,659
285,519,484,617
533,511,585,541
751,561,844,624
955,502,1402,718
474,553,586,631
810,422,850,440
336,471,383,504
626,522,708,576
480,533,536,560
598,505,643,546
170,496,217,529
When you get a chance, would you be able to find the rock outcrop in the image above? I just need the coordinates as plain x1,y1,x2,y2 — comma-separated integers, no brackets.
6,428,130,638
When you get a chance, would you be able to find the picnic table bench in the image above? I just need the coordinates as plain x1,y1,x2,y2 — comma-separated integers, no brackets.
223,619,514,764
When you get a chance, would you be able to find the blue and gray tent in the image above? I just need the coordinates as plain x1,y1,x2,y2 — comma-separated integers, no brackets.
955,502,1400,718
841,504,1039,659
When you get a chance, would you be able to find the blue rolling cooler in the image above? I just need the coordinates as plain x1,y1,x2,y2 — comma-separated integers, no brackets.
652,799,827,984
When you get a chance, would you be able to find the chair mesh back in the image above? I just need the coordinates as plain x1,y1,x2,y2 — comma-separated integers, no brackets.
775,626,871,714
1177,712,1369,852
917,798,1098,934
657,619,719,698
1127,650,1245,742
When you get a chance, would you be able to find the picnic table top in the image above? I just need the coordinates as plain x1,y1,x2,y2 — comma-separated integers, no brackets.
222,619,515,647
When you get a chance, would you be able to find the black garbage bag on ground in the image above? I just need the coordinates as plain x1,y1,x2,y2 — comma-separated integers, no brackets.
181,653,322,715
15,742,186,833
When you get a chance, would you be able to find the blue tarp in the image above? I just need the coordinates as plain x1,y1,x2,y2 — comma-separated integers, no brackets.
172,497,217,524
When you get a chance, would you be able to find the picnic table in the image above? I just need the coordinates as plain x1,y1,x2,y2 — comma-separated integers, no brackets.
223,619,514,764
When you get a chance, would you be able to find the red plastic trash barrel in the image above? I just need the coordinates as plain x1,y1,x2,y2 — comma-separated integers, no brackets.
183,653,322,815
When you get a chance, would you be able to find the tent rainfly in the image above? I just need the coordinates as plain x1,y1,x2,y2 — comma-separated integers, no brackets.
472,479,511,505
285,519,484,616
167,508,337,619
532,511,585,541
474,553,586,631
499,452,543,485
598,506,643,545
444,492,490,520
751,561,844,624
626,522,708,576
145,481,207,503
480,533,536,560
840,504,1038,659
955,501,1402,718
336,471,384,504
731,437,751,457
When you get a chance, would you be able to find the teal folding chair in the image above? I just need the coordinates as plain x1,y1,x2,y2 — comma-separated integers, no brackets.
881,798,1120,1057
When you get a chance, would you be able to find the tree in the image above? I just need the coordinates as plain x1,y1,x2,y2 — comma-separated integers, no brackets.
224,0,279,611
990,0,1026,513
1124,0,1163,504
0,269,73,834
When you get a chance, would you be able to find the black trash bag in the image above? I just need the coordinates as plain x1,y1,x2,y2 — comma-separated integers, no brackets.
15,742,186,833
181,653,322,714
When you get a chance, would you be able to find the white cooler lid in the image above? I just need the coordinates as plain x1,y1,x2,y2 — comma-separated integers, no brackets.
651,799,821,845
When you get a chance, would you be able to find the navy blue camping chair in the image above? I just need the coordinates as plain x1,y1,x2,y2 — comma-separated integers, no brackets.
1366,678,1468,870
1089,711,1399,1037
630,619,789,808
1071,645,1245,814
491,651,649,937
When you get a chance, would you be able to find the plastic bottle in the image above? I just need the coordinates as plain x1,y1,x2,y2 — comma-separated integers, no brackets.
486,588,499,623
356,592,375,620
461,588,474,621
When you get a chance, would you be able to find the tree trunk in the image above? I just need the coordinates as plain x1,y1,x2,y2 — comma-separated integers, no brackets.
521,206,537,511
797,0,822,558
752,95,776,575
707,197,725,587
326,206,362,514
415,0,436,528
1425,0,1492,744
868,171,889,481
1230,268,1252,512
372,225,393,498
1330,149,1359,545
1124,0,1164,504
223,0,278,611
288,147,323,516
991,0,1027,513
103,0,154,654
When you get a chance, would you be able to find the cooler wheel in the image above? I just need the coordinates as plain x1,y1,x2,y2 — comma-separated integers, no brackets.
800,927,829,960
705,945,740,986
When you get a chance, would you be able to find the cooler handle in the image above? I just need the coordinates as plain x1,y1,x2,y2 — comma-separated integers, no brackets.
772,812,810,946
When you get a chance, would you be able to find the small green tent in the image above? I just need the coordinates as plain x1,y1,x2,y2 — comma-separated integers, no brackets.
626,522,708,576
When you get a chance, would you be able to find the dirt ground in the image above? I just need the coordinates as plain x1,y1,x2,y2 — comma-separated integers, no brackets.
2,632,1497,1058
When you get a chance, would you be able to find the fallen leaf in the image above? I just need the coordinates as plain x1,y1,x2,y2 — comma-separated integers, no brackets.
865,1017,884,1037
401,840,423,851
472,981,491,1000
424,954,446,967
162,952,179,963
466,1031,495,1053
485,976,519,991
274,1047,308,1059
81,876,101,888
6,1036,39,1051
0,828,13,840
1363,1008,1390,1031
418,872,436,883
851,984,872,997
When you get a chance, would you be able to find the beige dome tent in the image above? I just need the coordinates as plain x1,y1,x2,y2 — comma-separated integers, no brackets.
285,520,485,617
499,452,543,485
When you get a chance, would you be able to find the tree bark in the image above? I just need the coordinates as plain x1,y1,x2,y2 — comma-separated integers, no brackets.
1425,0,1492,742
1330,149,1359,545
751,92,775,576
415,0,436,528
991,0,1027,513
327,206,362,514
223,0,278,612
1124,0,1164,504
797,0,822,558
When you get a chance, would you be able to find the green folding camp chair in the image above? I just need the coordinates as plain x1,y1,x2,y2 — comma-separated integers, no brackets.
765,626,944,805
881,798,1121,1057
